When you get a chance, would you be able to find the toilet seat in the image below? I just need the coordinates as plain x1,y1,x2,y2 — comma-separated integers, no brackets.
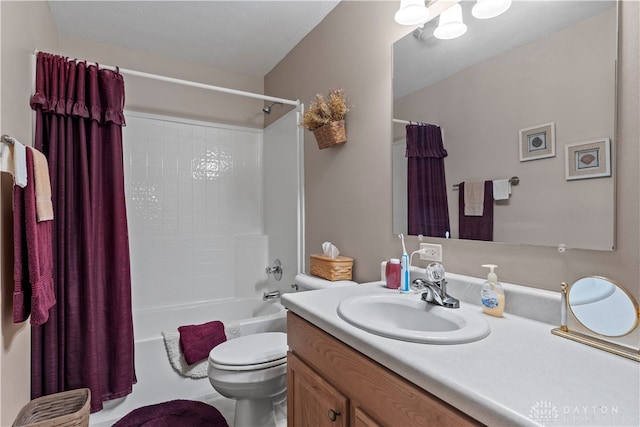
209,332,287,371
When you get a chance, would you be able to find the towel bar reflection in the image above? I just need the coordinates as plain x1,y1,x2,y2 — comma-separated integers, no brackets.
453,176,519,190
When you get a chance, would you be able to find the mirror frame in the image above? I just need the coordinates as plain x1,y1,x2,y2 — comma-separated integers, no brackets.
552,277,640,362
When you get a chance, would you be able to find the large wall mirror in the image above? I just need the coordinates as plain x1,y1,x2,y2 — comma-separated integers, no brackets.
392,1,618,250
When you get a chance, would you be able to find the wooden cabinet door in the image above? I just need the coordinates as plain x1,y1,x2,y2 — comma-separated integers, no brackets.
288,351,348,427
351,406,382,427
288,313,482,427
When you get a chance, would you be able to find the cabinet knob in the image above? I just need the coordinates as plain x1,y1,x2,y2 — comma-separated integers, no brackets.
328,409,341,422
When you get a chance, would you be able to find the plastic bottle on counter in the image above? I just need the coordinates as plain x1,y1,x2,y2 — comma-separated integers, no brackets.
481,264,505,317
385,259,401,289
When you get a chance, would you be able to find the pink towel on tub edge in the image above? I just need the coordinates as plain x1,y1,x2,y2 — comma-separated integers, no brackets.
178,320,227,365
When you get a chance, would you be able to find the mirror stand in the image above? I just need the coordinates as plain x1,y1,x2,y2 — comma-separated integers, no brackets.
552,280,640,362
551,328,640,362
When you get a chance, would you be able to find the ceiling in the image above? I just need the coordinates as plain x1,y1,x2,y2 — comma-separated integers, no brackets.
47,1,616,96
47,0,341,77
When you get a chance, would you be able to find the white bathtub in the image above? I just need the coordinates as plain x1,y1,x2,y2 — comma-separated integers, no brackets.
89,298,287,425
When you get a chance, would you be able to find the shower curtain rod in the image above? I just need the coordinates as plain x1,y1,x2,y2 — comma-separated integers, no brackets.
32,49,300,107
393,118,440,127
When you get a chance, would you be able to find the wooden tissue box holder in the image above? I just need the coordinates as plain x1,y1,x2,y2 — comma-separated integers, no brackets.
310,254,354,281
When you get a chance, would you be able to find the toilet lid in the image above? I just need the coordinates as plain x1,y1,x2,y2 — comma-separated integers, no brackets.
209,332,287,370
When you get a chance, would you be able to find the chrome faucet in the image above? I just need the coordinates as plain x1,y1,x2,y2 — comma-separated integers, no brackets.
413,262,459,309
263,290,281,301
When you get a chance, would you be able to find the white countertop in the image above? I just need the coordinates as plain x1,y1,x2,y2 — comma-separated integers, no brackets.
281,276,640,427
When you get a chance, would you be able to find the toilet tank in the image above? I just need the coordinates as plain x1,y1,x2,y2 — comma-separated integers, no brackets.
294,273,357,291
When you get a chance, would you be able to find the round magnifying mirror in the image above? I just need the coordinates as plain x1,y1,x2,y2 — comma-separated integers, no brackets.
568,277,639,337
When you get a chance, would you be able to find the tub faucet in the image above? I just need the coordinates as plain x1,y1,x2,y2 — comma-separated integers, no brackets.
413,262,459,309
263,290,281,301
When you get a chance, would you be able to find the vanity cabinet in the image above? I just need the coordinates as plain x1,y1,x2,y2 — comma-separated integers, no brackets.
287,312,481,426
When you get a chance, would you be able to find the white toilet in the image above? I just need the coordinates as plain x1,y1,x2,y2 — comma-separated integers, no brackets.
208,332,288,427
207,274,357,427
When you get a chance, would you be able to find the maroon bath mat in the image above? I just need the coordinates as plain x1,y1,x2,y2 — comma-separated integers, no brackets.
112,399,229,427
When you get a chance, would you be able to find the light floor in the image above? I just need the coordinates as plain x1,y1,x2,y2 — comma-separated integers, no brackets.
90,393,287,427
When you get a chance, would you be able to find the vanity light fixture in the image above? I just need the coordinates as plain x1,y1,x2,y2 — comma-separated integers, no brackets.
434,3,467,40
395,0,430,26
472,0,513,20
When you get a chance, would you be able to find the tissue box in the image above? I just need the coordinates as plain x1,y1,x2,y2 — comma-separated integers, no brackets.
310,254,354,281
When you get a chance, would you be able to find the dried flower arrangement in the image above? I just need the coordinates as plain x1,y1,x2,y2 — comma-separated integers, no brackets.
301,89,349,149
301,89,349,131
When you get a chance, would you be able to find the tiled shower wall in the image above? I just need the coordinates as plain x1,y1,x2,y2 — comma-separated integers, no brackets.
122,113,265,310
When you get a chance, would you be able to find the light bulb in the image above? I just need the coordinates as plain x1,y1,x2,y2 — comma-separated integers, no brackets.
472,0,512,20
394,0,430,26
434,4,467,40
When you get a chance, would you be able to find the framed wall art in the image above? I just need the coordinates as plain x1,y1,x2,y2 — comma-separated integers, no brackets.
519,122,555,162
565,138,611,180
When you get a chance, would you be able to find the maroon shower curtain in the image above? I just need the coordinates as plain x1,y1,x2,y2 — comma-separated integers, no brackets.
29,52,135,412
406,124,450,238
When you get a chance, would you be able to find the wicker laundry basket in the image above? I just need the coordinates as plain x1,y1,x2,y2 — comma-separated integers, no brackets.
13,388,90,427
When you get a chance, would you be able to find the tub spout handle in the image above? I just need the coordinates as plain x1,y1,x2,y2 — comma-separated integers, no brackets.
265,259,283,281
263,290,281,301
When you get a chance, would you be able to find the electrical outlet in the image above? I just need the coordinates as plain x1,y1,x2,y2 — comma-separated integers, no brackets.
419,243,442,262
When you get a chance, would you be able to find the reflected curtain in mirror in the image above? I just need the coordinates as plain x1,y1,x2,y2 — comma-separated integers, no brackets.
406,124,449,237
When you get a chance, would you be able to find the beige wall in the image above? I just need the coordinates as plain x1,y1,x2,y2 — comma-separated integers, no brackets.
266,1,639,299
266,1,409,283
394,9,616,250
1,2,58,423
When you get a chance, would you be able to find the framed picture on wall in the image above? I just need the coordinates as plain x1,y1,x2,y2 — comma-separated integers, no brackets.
565,138,611,180
519,122,555,161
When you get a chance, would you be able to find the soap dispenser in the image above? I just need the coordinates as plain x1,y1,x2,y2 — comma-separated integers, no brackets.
481,264,505,317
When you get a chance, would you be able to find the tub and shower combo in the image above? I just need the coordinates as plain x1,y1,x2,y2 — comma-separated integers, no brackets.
88,105,303,425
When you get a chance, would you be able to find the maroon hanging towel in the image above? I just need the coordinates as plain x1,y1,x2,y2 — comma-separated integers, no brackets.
13,147,56,326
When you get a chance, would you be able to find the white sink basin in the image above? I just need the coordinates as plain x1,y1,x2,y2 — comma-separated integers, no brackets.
337,294,490,344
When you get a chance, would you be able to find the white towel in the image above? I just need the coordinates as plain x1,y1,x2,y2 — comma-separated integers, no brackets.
161,321,243,379
0,140,27,187
492,179,512,201
464,182,484,216
162,331,209,378
224,321,241,340
0,143,12,176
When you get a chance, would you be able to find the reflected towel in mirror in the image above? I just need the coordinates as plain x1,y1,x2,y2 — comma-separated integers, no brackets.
464,182,485,216
459,181,494,241
493,179,512,200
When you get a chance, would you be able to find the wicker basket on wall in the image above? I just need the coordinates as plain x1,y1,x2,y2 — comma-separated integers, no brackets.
312,120,347,149
301,89,349,149
13,388,90,427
